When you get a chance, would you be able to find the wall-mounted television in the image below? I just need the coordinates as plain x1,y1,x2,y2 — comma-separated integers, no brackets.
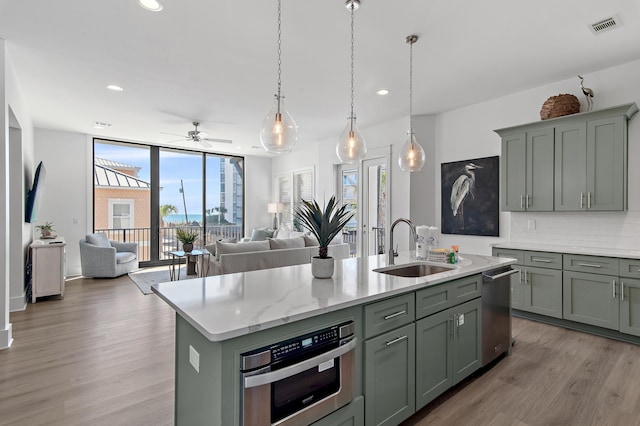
25,161,46,223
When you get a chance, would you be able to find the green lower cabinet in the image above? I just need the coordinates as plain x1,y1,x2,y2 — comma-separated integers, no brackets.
620,278,640,337
364,323,415,426
311,395,364,426
415,298,482,411
523,266,563,318
563,271,619,330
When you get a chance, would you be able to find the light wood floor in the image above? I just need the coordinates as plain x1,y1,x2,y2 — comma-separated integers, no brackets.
2,276,640,426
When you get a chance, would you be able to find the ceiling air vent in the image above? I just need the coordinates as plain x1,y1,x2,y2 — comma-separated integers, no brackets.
589,15,621,35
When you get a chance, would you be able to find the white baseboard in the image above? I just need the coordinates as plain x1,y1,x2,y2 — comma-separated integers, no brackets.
10,293,27,312
0,324,13,350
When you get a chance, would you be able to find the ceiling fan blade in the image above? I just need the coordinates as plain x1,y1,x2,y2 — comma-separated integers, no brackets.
163,138,188,143
198,139,212,148
202,137,233,144
160,131,188,138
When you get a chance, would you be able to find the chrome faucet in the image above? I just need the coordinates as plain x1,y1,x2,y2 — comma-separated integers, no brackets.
388,218,417,265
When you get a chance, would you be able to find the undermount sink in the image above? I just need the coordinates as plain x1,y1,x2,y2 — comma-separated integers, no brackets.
374,262,455,278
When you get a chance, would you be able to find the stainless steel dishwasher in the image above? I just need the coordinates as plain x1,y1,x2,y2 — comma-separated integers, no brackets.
481,267,519,366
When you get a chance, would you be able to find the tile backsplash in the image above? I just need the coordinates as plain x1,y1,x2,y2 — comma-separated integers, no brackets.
509,211,640,250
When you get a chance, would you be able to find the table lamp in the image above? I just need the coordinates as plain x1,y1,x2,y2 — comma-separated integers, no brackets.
267,203,283,229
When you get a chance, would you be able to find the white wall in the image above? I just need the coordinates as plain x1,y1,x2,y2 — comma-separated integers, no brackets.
34,128,89,276
434,59,640,255
2,40,35,348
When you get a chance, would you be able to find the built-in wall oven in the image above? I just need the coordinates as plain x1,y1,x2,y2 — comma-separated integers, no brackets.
240,321,357,425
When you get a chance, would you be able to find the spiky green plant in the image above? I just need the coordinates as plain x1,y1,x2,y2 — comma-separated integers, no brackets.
294,196,355,259
176,228,199,244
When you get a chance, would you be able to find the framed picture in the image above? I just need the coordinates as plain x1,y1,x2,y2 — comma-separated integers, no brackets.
441,155,499,236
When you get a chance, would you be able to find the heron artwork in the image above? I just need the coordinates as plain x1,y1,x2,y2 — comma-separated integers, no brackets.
450,162,483,227
578,75,594,112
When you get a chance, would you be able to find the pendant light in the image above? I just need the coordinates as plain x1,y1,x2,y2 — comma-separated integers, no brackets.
260,0,297,153
398,34,426,172
336,0,367,164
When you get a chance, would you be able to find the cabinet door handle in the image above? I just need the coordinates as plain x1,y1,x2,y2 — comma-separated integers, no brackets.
524,269,527,285
520,195,524,209
383,310,406,320
385,335,408,347
448,317,455,339
587,192,592,209
580,192,584,209
531,257,552,263
518,270,522,285
622,281,625,302
612,280,616,299
526,194,531,209
577,262,602,268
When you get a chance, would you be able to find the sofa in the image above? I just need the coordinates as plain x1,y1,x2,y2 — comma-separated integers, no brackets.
79,232,139,278
205,231,350,276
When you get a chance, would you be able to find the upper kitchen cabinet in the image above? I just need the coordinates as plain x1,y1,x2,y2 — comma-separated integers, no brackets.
496,103,638,212
498,128,554,212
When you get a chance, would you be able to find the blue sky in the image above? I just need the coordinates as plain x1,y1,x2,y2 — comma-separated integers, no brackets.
94,142,223,217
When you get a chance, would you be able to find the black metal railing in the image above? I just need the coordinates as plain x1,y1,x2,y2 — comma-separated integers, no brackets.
95,225,244,262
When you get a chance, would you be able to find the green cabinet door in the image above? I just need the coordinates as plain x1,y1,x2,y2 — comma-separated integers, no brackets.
526,128,555,211
587,116,626,211
620,278,640,337
451,298,482,385
415,309,452,409
523,266,563,319
563,271,620,330
554,122,587,211
510,267,524,310
364,323,415,426
500,132,526,211
312,395,364,426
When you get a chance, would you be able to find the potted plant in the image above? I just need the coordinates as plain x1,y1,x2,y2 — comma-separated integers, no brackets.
36,221,55,239
176,228,199,253
294,196,355,278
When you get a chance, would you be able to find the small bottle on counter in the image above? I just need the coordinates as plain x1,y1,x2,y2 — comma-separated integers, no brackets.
448,249,456,264
452,245,459,263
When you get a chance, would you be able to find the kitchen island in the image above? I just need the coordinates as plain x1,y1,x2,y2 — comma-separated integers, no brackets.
153,252,515,426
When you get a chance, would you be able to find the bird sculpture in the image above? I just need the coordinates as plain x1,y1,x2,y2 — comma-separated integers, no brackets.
578,75,594,112
450,163,483,226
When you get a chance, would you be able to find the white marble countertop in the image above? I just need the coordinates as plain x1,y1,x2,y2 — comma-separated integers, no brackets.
491,242,640,260
151,253,514,342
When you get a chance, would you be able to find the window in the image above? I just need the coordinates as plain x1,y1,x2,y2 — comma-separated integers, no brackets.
274,168,314,231
109,199,134,229
94,139,244,265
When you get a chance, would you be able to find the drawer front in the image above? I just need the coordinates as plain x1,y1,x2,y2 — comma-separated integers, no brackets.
563,254,619,275
524,251,563,270
619,259,640,279
364,293,415,339
491,248,524,264
416,282,453,319
451,274,482,305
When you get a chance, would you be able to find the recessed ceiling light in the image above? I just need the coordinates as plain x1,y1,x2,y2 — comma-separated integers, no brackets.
376,89,390,96
138,0,163,12
106,84,124,92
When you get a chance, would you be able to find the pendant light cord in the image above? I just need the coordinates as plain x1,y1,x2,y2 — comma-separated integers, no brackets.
276,0,282,115
349,3,355,131
409,37,413,136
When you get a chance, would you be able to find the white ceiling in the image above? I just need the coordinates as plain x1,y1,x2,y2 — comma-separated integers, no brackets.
1,0,640,157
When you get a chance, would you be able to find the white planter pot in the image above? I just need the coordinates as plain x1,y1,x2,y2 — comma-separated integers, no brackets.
311,256,334,279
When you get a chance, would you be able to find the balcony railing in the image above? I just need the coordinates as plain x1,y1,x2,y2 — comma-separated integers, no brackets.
95,225,243,262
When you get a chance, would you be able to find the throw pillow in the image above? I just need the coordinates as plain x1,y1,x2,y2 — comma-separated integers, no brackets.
273,229,290,239
250,228,275,241
304,235,320,247
329,233,344,245
204,243,217,257
216,240,270,261
269,236,305,250
86,232,111,247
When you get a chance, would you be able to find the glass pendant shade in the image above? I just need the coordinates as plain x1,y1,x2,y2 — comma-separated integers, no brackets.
260,96,297,153
398,131,425,172
336,118,366,163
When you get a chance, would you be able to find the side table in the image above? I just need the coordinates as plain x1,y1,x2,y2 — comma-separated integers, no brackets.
167,249,211,281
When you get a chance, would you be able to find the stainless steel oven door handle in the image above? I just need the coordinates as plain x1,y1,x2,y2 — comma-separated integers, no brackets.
244,337,357,388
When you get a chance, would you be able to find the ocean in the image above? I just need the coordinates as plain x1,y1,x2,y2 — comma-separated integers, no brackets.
164,214,204,224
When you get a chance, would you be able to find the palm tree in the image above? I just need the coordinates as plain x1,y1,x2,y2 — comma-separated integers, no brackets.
160,204,178,227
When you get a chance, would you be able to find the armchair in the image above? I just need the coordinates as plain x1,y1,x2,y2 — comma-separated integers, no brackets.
79,233,139,278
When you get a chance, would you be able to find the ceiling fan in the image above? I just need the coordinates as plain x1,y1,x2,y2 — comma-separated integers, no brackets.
161,122,232,147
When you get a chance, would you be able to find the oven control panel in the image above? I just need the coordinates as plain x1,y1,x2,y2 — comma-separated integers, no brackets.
272,327,340,360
